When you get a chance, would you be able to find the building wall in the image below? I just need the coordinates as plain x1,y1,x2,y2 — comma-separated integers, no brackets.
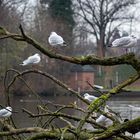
82,72,94,91
68,72,94,92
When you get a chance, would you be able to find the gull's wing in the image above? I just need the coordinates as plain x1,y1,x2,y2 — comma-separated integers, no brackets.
23,55,39,64
84,95,97,102
88,95,97,101
49,34,64,45
104,118,113,126
96,115,106,123
0,109,8,116
112,37,131,47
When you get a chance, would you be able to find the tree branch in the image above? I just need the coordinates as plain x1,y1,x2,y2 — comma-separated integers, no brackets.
76,73,140,136
0,26,140,72
22,108,105,129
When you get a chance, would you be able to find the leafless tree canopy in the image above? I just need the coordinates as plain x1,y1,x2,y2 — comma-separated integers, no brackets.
0,0,140,140
0,24,140,140
74,0,137,56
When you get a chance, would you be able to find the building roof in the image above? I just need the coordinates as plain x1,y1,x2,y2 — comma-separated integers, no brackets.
71,65,95,72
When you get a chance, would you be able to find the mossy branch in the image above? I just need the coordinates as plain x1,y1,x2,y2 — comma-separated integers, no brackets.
4,69,44,106
0,26,140,72
94,117,140,140
6,69,89,105
1,26,140,140
0,121,136,140
22,108,105,129
76,73,140,134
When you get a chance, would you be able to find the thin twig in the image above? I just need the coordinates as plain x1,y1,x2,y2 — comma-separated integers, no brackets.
86,81,103,94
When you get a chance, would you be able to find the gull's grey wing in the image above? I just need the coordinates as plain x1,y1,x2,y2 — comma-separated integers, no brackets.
0,109,8,116
96,115,106,123
24,55,39,64
49,34,64,45
112,37,131,47
88,96,97,101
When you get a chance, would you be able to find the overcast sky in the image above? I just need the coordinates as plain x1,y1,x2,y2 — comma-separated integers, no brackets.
27,0,140,37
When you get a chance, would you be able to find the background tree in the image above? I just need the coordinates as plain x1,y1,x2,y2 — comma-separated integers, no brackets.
74,0,137,87
1,25,140,140
14,0,76,93
0,0,28,92
74,0,137,57
40,0,75,83
0,1,140,139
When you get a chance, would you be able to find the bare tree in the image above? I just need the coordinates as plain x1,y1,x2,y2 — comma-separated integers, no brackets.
0,25,140,140
0,0,28,90
74,0,137,57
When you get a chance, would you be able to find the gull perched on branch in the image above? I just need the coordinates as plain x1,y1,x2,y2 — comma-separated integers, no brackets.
111,35,137,48
83,93,97,102
0,107,12,118
96,106,113,127
96,114,113,127
48,32,66,47
110,35,137,53
20,53,41,66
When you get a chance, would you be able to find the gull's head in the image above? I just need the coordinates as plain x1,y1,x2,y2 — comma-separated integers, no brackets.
34,53,40,57
51,32,57,36
6,106,12,111
84,93,89,97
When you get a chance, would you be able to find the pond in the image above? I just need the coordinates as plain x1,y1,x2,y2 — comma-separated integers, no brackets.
1,94,140,138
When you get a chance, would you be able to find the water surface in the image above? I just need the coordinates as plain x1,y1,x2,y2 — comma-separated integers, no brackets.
1,94,140,138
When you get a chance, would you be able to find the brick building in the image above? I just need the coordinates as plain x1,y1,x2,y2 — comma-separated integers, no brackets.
68,65,95,92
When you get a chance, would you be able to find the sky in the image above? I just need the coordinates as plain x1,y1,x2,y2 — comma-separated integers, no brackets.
27,0,140,37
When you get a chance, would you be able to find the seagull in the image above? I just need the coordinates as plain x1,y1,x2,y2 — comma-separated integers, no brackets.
96,115,113,127
20,53,41,66
111,35,137,48
48,32,66,47
83,93,97,102
0,107,12,118
110,35,137,53
96,106,113,127
93,85,103,90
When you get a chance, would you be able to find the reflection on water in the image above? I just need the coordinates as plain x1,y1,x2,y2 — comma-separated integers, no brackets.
108,97,140,138
1,95,140,138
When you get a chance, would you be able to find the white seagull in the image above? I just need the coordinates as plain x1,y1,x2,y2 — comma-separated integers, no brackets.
96,106,113,127
0,106,12,118
111,35,137,53
48,32,66,46
93,84,103,90
84,93,97,102
20,53,41,66
96,114,113,127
